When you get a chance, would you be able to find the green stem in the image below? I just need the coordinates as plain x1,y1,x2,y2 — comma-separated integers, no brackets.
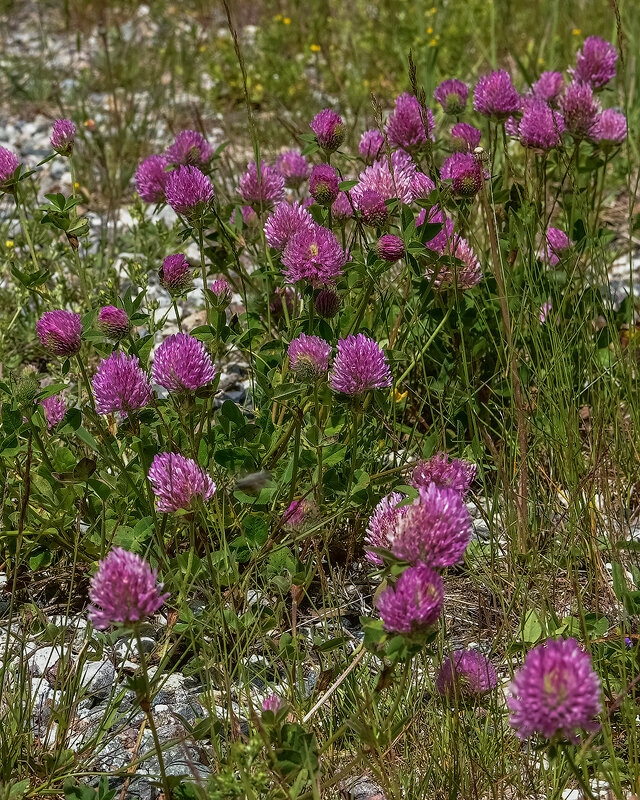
198,226,210,322
344,405,361,502
134,628,172,800
172,299,183,332
559,743,598,800
395,308,451,387
289,412,302,504
14,192,39,272
25,413,55,472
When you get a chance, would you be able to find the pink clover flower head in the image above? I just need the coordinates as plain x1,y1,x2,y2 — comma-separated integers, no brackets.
359,128,385,163
148,451,216,513
309,163,339,206
288,333,331,382
386,92,434,153
37,310,82,357
159,253,192,295
539,298,552,324
531,71,565,107
518,98,565,150
282,223,345,286
375,234,405,263
50,119,76,156
573,35,617,89
135,155,169,203
451,123,482,152
210,278,232,302
331,191,353,225
314,288,341,319
377,563,444,634
283,497,317,529
357,189,389,227
264,201,314,251
97,305,130,340
310,108,345,152
353,149,416,205
276,150,310,189
329,333,392,395
561,82,601,139
392,483,472,567
436,649,498,698
88,547,170,630
365,492,407,565
433,79,469,115
165,129,212,167
276,149,310,188
474,70,522,120
40,394,66,429
544,227,573,266
92,352,153,417
508,637,602,742
417,205,454,252
262,694,282,714
152,332,216,393
591,108,627,148
238,160,285,211
412,451,477,495
165,165,214,218
504,116,520,138
411,171,436,200
0,146,20,186
441,152,483,197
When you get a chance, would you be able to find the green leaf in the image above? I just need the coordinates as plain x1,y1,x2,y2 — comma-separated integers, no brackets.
522,609,543,643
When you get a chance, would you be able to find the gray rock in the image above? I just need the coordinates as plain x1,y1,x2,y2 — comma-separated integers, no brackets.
80,660,116,699
28,645,64,678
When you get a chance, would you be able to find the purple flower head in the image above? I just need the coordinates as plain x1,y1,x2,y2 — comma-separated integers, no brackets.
152,332,216,393
531,71,565,106
148,451,216,513
135,155,169,203
159,253,192,295
504,115,520,138
392,483,472,567
451,123,482,152
36,310,82,357
276,149,310,188
88,547,170,630
518,98,565,150
282,223,345,286
264,201,314,251
561,82,600,139
358,189,389,227
591,108,627,148
329,334,392,395
288,333,331,381
543,227,573,266
0,147,20,186
434,79,469,115
165,129,212,167
314,288,340,319
474,71,522,120
40,394,66,429
417,205,454,252
283,497,317,529
92,352,153,417
353,150,416,205
359,129,385,163
444,237,483,289
210,279,232,303
508,637,602,742
386,92,434,153
309,163,339,207
310,108,345,152
436,650,498,698
97,306,130,340
331,191,353,225
441,151,483,197
539,298,553,324
375,234,405,263
412,452,477,495
365,492,408,565
165,165,214,218
573,36,617,89
411,171,436,200
238,161,285,212
50,119,76,156
377,563,444,634
262,694,282,714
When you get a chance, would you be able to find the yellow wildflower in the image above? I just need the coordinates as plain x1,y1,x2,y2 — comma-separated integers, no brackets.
310,44,321,52
572,28,581,35
5,240,14,248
